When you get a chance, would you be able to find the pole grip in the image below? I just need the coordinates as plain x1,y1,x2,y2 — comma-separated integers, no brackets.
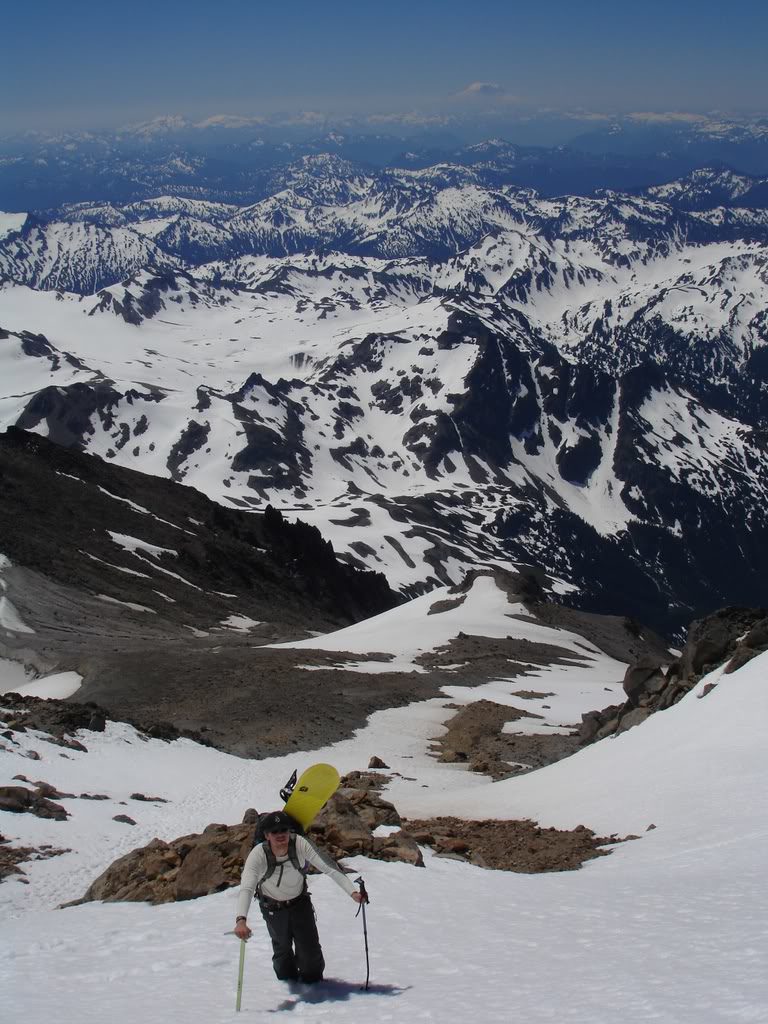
354,875,370,904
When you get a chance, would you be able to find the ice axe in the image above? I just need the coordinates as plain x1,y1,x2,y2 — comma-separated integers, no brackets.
354,876,370,991
235,937,246,1011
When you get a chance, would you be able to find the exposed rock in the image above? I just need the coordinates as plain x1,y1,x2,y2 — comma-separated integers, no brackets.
372,830,423,866
34,781,75,800
430,698,578,779
0,834,71,882
42,735,89,753
340,770,390,791
368,756,390,769
623,657,667,707
113,815,137,826
130,793,169,803
0,693,109,739
404,817,619,872
681,607,768,678
174,842,229,901
580,606,768,745
311,792,373,855
0,786,69,820
74,823,255,905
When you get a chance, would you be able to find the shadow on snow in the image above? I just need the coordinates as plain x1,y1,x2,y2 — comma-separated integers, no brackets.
269,977,409,1011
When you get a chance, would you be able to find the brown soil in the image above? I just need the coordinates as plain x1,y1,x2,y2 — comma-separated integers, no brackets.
403,816,626,872
431,699,581,779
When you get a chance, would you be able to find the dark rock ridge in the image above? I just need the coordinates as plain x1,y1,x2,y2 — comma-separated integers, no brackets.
579,606,768,743
0,426,398,633
0,691,210,749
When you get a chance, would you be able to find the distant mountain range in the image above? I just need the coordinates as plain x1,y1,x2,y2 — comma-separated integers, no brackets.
2,154,766,637
2,111,768,211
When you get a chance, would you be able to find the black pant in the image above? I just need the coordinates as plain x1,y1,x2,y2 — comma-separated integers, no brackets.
259,893,325,982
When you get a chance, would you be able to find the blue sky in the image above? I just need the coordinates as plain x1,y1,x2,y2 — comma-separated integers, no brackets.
4,0,767,131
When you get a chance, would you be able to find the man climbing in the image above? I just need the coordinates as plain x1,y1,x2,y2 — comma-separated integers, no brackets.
234,809,365,983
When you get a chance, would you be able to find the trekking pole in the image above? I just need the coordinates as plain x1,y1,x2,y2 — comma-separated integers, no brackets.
354,876,370,991
235,938,246,1011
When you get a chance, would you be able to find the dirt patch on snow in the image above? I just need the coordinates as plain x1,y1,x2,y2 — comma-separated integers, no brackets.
431,699,581,779
403,816,626,872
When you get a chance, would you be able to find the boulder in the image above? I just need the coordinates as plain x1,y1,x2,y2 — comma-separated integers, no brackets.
0,785,69,820
339,770,389,791
75,824,255,905
34,781,75,800
175,843,229,900
337,787,401,829
581,606,768,747
679,607,767,678
622,658,667,707
372,830,424,866
312,792,373,856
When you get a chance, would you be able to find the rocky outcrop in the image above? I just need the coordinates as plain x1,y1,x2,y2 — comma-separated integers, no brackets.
71,770,424,905
0,692,210,749
402,817,620,872
0,693,107,739
308,773,423,867
0,786,69,820
429,699,580,779
73,822,255,905
580,606,768,744
0,834,71,882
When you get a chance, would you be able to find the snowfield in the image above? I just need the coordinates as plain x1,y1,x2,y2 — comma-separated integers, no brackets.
1,576,767,1023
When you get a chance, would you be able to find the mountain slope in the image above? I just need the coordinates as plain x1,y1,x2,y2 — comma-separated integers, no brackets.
1,165,767,634
1,594,766,1021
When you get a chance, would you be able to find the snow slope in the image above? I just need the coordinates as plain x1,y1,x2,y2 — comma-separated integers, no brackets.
1,577,766,1022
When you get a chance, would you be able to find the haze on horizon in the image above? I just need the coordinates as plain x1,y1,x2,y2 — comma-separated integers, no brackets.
3,0,767,135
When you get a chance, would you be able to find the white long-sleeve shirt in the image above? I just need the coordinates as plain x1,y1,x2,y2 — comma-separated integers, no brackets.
236,835,357,919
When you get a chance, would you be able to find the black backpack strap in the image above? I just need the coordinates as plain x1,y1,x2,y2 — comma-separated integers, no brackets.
288,835,307,875
255,841,276,897
255,836,308,899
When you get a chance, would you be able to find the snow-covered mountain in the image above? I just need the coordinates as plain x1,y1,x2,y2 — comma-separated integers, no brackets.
1,162,767,634
3,111,768,211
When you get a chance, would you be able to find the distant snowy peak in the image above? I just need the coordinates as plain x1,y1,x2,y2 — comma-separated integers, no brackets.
0,218,176,292
643,167,768,210
119,115,195,138
0,211,28,240
4,161,768,294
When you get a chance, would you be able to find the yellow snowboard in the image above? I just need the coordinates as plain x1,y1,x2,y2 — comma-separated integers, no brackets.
283,763,340,830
